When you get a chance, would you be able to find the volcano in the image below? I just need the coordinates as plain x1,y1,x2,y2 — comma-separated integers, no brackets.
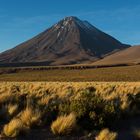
0,16,130,66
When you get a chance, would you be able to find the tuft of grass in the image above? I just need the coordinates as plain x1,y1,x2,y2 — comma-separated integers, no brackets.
38,96,51,106
51,112,76,135
20,107,41,128
0,104,18,121
95,128,118,140
3,118,26,138
7,104,18,117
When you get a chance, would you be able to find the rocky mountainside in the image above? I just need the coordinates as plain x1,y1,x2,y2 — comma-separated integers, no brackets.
0,16,130,66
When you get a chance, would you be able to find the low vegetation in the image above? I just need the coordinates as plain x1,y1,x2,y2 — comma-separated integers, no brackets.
95,128,117,140
0,65,140,81
0,82,140,139
3,118,26,138
20,107,41,128
51,112,76,135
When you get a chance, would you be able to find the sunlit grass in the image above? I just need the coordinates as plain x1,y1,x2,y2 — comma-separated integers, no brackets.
95,128,117,140
0,82,140,138
51,113,76,135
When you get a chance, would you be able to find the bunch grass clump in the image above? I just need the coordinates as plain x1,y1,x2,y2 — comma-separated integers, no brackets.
20,107,42,128
51,112,76,135
95,128,118,140
7,104,18,117
3,118,26,138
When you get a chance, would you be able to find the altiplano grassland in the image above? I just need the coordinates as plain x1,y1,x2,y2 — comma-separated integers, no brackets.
0,82,140,139
0,65,140,81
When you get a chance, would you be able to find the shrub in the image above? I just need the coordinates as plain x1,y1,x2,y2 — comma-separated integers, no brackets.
3,118,26,138
120,93,140,116
59,88,101,116
59,88,120,130
103,100,121,126
95,128,118,140
41,96,60,125
127,93,140,115
51,112,76,135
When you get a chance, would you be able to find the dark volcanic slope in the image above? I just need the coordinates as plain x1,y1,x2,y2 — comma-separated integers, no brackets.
93,45,140,65
0,16,129,66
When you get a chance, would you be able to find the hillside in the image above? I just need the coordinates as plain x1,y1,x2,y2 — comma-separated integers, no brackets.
93,45,140,65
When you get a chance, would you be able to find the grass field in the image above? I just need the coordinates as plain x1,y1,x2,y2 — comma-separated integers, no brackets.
0,65,140,81
0,65,140,139
0,82,140,139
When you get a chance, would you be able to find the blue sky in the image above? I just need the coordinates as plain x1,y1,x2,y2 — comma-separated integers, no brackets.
0,0,140,52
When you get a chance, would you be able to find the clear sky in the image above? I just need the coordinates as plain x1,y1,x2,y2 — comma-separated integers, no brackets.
0,0,140,52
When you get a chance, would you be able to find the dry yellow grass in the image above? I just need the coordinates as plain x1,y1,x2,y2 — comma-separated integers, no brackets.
7,104,18,116
3,118,25,137
51,113,76,135
0,92,14,104
0,82,140,113
0,82,140,138
20,107,41,127
95,128,117,140
1,82,140,97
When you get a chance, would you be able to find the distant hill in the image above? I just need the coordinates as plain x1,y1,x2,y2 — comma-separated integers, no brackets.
0,16,129,66
92,45,140,65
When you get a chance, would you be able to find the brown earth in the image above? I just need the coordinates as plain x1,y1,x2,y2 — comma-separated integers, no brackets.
93,45,140,65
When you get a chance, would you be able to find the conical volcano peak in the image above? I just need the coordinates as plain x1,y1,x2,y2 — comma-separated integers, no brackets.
60,16,81,26
0,16,130,66
63,16,79,22
53,16,80,31
59,16,97,32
